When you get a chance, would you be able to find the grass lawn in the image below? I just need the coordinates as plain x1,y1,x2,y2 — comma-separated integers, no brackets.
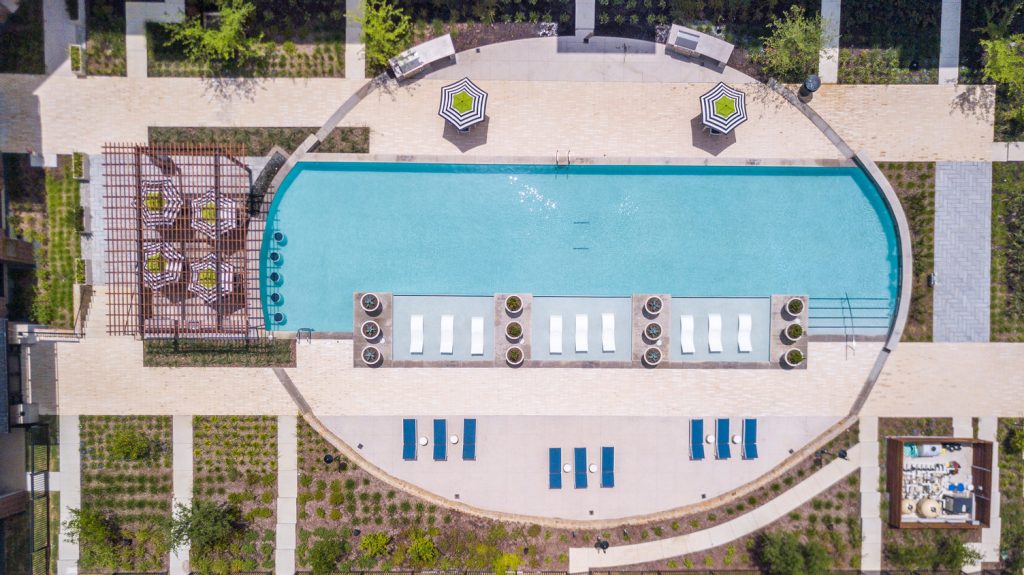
399,0,573,33
79,416,173,572
0,0,45,73
878,162,935,342
85,0,127,76
148,126,369,156
838,48,937,84
143,338,296,367
992,162,1024,341
192,416,278,573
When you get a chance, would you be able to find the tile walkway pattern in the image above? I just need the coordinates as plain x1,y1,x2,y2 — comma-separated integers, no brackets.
939,0,962,84
57,415,80,575
275,416,298,575
567,444,861,572
819,0,841,83
170,416,193,575
933,162,992,342
859,417,882,572
344,0,364,80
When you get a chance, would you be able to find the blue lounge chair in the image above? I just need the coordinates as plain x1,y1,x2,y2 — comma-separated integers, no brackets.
462,419,477,461
743,418,758,460
601,446,615,488
402,419,416,461
574,447,588,489
690,419,705,461
549,448,562,489
433,419,447,461
716,418,731,460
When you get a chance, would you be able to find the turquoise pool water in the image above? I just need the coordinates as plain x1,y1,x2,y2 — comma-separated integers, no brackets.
261,163,899,332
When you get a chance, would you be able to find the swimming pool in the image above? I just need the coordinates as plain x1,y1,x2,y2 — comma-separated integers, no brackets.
261,163,899,332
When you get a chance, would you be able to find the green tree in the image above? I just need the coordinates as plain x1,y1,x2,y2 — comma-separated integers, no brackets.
109,427,155,461
310,537,349,573
355,0,412,74
754,5,831,83
1005,424,1024,455
63,508,121,545
801,539,833,575
166,0,262,68
933,535,982,572
359,531,390,558
407,533,439,568
170,500,241,553
982,34,1024,135
757,531,805,575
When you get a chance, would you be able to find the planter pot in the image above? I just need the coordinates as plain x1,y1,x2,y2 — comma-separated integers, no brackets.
643,322,662,342
643,347,663,367
505,321,523,342
505,295,523,316
361,320,381,342
360,293,381,314
361,346,382,366
783,322,804,344
784,297,804,319
782,348,805,368
72,153,89,181
69,44,86,77
506,346,524,367
645,295,663,316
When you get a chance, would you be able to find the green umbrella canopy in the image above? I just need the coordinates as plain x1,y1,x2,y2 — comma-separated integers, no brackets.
452,90,475,114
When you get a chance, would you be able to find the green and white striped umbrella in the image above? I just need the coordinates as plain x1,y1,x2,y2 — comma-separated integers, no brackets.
700,82,747,134
141,242,183,290
188,253,234,304
438,77,488,130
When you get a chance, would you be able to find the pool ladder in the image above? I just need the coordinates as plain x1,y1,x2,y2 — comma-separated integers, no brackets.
555,149,571,167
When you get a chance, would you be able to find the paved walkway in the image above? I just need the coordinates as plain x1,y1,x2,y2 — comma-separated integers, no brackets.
939,0,962,84
574,0,594,38
43,0,80,76
567,444,861,572
275,416,298,575
933,162,992,342
992,141,1024,161
170,415,193,575
819,0,841,83
125,0,185,78
952,416,973,438
57,415,80,575
344,0,364,80
859,417,881,572
974,417,1001,566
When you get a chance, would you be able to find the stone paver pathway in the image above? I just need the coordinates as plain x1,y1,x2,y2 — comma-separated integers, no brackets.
933,162,992,342
275,416,298,575
57,415,80,575
859,417,881,572
819,0,841,83
574,0,595,39
939,0,962,84
344,0,364,80
43,0,80,76
953,416,973,438
170,415,193,575
975,417,1001,566
567,444,861,572
125,0,185,78
992,141,1024,162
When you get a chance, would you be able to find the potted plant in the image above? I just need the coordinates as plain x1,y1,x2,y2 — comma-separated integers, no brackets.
784,322,804,343
785,297,804,318
360,293,381,314
783,348,805,368
72,152,89,180
645,295,663,316
69,44,85,77
505,321,523,342
643,347,663,366
644,322,662,342
506,346,524,367
505,295,523,316
361,320,381,341
361,346,381,366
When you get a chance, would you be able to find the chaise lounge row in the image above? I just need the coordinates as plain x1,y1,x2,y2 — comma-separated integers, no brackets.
680,313,752,354
409,315,485,355
403,418,476,461
689,418,758,461
549,313,616,354
548,446,614,489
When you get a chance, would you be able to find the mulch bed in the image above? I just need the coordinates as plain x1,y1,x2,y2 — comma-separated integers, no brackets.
412,22,554,53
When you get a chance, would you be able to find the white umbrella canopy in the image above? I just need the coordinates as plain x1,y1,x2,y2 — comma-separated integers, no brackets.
700,82,748,134
136,178,183,228
141,242,184,290
438,77,488,130
187,253,234,304
190,189,239,239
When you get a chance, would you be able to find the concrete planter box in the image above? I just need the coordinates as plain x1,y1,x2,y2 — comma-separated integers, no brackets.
69,44,86,77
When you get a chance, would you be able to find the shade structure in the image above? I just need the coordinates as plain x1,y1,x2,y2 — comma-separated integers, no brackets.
136,178,183,228
438,77,488,130
700,82,748,134
141,242,183,290
190,189,238,239
187,253,234,304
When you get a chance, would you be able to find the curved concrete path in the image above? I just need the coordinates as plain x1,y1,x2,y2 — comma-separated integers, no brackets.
567,444,861,572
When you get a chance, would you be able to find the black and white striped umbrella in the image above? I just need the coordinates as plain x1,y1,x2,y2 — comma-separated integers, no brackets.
438,77,488,130
700,82,748,134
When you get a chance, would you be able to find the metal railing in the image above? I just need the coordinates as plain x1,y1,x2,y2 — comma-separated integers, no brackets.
27,423,50,575
808,296,893,333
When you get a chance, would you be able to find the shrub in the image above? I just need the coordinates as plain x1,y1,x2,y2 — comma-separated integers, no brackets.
493,552,520,575
757,530,833,575
407,534,439,567
109,427,156,461
754,6,831,82
359,532,390,558
1005,426,1024,455
356,0,411,74
310,537,349,573
165,0,263,69
170,500,242,553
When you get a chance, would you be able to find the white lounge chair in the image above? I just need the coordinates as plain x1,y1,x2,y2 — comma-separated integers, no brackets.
575,314,589,353
471,316,484,356
680,315,695,354
410,315,424,354
550,315,563,354
708,313,723,353
602,313,615,352
440,315,454,354
738,314,752,353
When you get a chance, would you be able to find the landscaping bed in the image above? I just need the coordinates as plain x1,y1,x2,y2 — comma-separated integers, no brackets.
958,2,1024,140
79,416,173,572
839,0,940,71
192,416,278,573
148,126,370,156
0,0,45,73
991,162,1024,341
606,472,862,571
998,418,1024,571
295,418,856,571
877,162,935,341
85,0,127,76
839,48,938,84
411,22,555,53
143,338,296,367
398,0,573,36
